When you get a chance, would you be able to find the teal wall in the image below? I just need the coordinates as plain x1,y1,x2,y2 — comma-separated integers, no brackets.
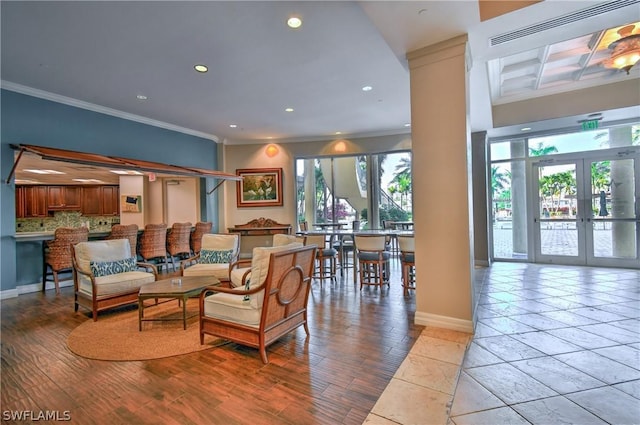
1,89,220,293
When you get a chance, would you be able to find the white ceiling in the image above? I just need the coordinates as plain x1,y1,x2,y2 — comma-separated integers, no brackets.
2,1,640,182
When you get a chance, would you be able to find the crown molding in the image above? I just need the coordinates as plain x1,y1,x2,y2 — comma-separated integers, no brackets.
1,81,220,143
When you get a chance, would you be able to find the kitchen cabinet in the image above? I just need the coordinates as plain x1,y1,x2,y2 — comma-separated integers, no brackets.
15,186,25,218
101,186,119,215
24,186,48,217
81,186,119,215
47,186,81,210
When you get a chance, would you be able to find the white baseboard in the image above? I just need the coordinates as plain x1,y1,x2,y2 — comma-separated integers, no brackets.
415,311,474,333
0,289,19,300
1,279,73,300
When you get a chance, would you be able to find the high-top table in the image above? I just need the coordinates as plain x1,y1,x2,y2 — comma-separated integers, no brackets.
297,229,414,283
138,275,220,331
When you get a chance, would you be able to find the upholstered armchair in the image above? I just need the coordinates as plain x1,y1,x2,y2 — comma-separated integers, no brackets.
229,239,304,288
181,234,240,283
72,239,158,321
199,244,316,363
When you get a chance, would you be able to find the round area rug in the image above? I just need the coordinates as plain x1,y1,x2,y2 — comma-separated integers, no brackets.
67,299,226,361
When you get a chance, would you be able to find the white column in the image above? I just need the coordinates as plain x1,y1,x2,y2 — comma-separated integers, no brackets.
408,35,473,332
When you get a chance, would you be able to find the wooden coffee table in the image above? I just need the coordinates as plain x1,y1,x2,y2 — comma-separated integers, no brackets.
138,275,220,331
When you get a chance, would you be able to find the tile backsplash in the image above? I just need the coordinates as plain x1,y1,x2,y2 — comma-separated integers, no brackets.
16,211,120,233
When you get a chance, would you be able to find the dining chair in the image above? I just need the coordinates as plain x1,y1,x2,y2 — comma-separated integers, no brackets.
304,234,337,285
354,234,391,290
166,222,193,271
44,226,89,294
299,221,309,232
190,221,213,255
397,235,416,295
138,223,169,272
106,223,139,257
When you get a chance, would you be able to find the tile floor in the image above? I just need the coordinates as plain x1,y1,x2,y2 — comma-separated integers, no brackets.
366,262,640,425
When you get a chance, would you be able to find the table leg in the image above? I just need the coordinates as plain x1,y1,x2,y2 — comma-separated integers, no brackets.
138,297,144,331
182,295,187,330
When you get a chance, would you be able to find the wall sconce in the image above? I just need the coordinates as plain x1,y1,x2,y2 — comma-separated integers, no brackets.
334,141,347,153
265,144,279,157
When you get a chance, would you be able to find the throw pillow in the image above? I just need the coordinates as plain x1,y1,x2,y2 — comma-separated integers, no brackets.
199,249,233,264
90,257,137,277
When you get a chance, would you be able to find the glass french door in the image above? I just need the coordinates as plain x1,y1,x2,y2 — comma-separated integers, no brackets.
532,150,639,268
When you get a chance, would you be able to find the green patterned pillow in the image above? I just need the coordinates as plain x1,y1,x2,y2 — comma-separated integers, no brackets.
90,257,137,277
199,249,233,264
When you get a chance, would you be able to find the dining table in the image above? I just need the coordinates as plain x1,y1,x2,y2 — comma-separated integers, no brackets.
297,228,414,283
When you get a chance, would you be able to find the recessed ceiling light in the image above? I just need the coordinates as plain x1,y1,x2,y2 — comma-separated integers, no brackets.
362,86,373,92
136,94,147,100
229,124,238,128
24,169,65,175
404,123,411,127
110,170,143,175
287,16,302,29
285,107,294,112
521,127,532,131
194,64,208,73
73,178,104,183
335,131,342,135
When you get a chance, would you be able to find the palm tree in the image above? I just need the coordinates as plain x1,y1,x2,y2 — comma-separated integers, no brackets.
491,166,509,196
529,142,558,157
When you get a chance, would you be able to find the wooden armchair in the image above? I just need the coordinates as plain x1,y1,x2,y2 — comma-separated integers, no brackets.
181,234,240,283
72,239,158,321
199,244,316,363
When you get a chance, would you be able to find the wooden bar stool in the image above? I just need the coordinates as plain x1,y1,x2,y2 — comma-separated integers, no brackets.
305,234,337,285
355,234,390,290
397,235,416,295
44,226,89,294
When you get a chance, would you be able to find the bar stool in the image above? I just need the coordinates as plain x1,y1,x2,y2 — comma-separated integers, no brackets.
305,234,337,285
138,223,169,272
333,220,359,279
106,224,139,257
166,222,192,271
355,234,390,290
397,235,416,295
44,226,89,294
190,221,213,255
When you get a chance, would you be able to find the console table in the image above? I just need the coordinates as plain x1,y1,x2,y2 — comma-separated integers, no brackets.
227,217,292,236
227,218,292,258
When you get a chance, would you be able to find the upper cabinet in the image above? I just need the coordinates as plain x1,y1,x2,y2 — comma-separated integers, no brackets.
23,186,48,217
81,185,119,216
47,186,81,211
16,185,119,217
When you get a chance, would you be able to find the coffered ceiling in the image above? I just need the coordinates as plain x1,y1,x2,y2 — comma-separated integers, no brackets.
2,1,639,184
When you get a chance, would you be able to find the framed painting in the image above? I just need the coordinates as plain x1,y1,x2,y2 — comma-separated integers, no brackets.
236,168,283,207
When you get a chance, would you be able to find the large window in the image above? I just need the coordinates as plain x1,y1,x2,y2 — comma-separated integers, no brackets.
296,152,412,230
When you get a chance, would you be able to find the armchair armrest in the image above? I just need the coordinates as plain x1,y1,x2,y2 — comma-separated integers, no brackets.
180,254,200,272
136,262,158,278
